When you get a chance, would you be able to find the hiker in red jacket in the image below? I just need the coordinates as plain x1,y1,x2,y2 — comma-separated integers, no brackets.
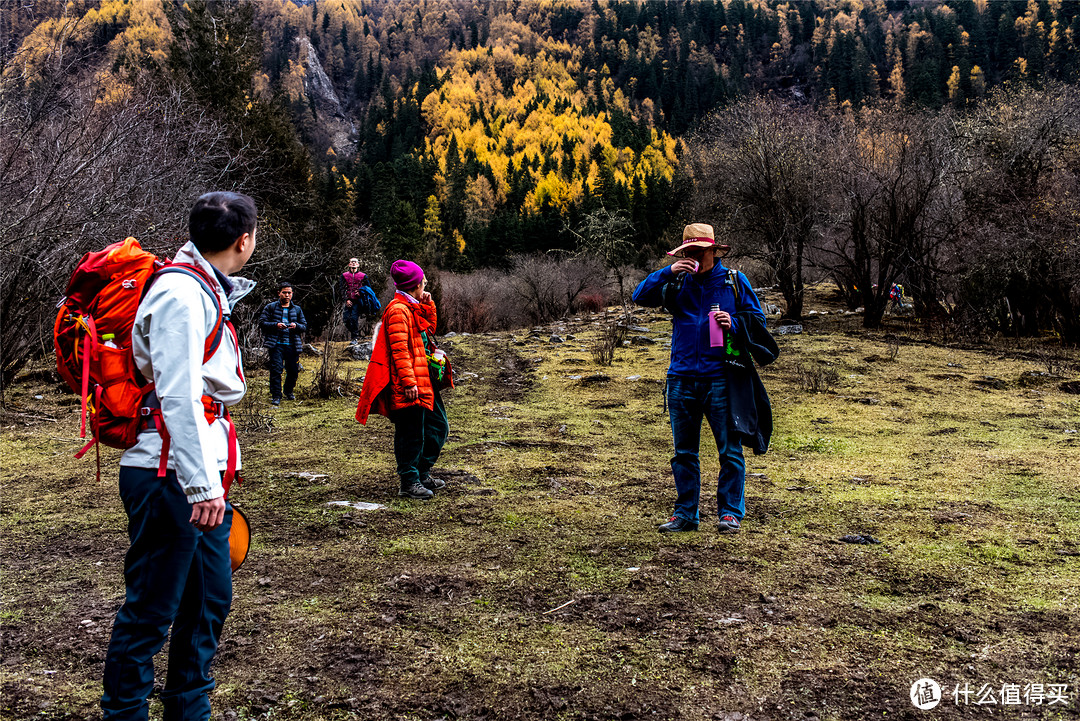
103,192,257,720
356,260,451,500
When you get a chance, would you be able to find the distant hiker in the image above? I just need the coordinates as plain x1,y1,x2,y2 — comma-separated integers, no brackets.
103,191,257,719
340,257,380,343
258,281,307,405
632,223,777,534
356,260,452,500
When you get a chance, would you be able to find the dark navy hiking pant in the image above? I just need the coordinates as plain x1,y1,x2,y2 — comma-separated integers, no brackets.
342,302,361,341
268,344,299,401
102,467,232,721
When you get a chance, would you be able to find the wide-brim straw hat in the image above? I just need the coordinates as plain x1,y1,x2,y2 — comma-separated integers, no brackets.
667,223,730,257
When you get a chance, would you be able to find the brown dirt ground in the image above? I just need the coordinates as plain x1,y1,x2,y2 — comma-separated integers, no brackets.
2,284,1079,720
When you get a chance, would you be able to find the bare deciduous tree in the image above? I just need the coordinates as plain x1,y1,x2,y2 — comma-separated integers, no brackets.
688,96,827,319
818,108,962,328
0,47,269,390
509,253,603,325
568,205,636,307
952,83,1080,343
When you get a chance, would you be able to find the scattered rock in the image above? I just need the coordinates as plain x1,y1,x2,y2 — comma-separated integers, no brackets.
1019,371,1057,387
775,324,803,335
287,471,329,481
630,335,656,345
341,341,372,360
327,500,386,511
549,335,564,343
444,332,457,338
625,375,642,381
302,343,323,356
973,376,1007,390
839,534,881,545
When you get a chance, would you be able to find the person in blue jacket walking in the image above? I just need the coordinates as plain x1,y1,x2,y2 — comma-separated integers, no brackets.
632,223,767,534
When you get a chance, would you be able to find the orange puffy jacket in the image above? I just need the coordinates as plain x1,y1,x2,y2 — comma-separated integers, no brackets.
356,294,438,423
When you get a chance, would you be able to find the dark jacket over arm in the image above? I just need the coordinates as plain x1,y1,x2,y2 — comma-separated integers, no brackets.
725,311,779,455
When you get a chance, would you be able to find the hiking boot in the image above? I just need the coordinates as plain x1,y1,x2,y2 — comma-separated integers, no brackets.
658,516,698,533
420,476,446,491
399,481,434,500
270,398,281,406
285,393,296,401
717,515,742,534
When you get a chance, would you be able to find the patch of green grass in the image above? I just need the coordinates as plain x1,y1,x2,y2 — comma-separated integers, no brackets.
4,302,1080,720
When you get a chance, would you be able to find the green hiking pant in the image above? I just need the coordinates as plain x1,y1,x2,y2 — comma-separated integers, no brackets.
388,387,448,486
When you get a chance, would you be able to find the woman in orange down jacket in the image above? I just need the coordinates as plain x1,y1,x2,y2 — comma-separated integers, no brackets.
356,260,450,500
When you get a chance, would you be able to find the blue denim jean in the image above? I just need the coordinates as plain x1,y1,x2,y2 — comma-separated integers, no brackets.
342,302,361,341
666,376,746,523
103,467,232,721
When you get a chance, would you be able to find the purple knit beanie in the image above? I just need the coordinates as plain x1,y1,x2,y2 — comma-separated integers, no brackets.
390,260,424,290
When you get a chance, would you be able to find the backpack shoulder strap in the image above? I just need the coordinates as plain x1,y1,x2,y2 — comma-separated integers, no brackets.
727,269,741,306
154,264,226,360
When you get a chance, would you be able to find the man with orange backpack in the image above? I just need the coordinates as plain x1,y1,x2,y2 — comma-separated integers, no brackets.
101,192,257,720
356,260,451,500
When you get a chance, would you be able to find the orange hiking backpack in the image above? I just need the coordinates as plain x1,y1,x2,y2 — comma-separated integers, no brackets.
54,237,227,474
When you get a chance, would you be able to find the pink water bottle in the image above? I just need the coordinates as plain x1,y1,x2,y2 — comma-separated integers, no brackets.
709,303,724,347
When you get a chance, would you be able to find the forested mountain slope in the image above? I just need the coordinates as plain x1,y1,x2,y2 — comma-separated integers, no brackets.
2,0,1079,383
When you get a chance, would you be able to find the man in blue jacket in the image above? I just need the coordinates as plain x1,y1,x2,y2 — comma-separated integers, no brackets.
258,282,308,405
632,223,767,534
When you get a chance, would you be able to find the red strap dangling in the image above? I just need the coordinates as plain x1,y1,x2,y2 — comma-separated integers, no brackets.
221,406,238,497
157,414,171,479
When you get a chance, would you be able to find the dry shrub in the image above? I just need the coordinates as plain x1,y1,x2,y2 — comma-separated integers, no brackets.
510,253,605,325
797,362,839,393
439,269,523,333
230,393,274,433
885,335,901,361
576,293,606,314
307,314,355,398
591,318,629,366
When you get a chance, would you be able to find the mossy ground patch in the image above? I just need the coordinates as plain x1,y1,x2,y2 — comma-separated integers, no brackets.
3,291,1078,720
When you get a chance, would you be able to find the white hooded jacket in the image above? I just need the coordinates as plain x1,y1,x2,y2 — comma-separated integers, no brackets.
120,242,256,502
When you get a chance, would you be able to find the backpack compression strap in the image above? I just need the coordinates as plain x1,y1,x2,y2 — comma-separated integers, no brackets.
155,264,226,360
145,263,242,496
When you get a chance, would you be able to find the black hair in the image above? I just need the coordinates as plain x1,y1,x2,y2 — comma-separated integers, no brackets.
279,281,293,290
188,191,257,253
